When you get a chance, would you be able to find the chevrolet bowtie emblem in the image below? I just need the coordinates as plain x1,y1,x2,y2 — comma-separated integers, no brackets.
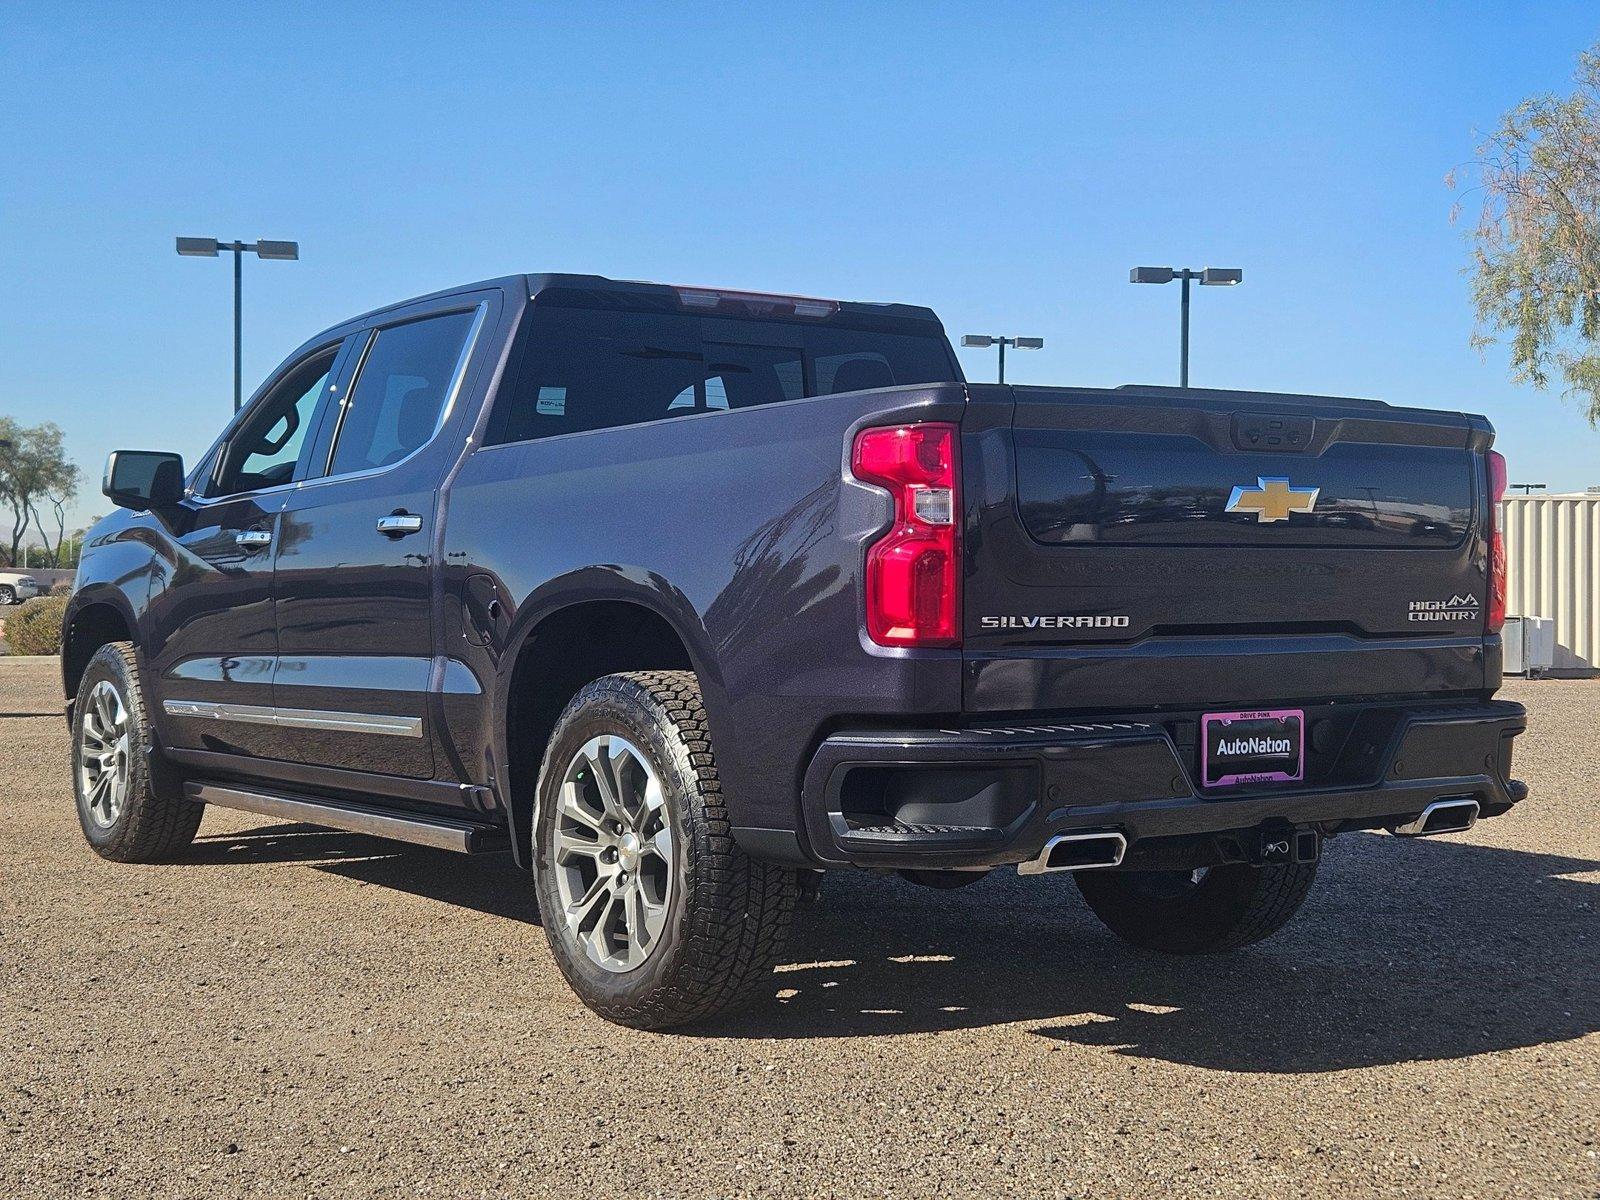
1225,476,1320,523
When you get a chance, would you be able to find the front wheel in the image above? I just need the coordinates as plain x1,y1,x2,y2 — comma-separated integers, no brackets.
0,585,14,606
532,670,798,1029
1075,860,1318,954
71,642,204,861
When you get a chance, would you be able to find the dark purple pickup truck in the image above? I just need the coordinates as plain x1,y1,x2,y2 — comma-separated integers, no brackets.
65,274,1525,1027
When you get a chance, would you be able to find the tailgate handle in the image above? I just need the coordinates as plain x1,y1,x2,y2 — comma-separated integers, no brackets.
1232,412,1314,452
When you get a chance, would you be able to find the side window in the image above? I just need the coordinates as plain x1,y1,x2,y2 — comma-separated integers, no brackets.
208,348,337,497
324,310,477,477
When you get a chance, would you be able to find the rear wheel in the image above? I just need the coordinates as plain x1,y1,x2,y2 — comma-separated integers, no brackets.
532,670,798,1029
1075,860,1318,954
0,585,14,605
71,642,204,861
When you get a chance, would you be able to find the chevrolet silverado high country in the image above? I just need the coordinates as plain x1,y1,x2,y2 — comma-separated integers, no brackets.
65,274,1526,1028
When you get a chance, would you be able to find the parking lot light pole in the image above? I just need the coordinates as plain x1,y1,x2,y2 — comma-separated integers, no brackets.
959,334,1044,384
1129,266,1242,387
177,237,300,412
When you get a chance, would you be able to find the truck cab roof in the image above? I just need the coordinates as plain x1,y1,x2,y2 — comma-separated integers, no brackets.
321,273,945,345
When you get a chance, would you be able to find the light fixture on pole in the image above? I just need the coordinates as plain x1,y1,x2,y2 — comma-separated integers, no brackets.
1509,483,1546,495
176,237,300,412
959,334,1043,384
1129,266,1241,387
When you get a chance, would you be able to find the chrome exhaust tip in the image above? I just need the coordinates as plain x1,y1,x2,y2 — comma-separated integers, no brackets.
1018,831,1128,875
1391,797,1480,838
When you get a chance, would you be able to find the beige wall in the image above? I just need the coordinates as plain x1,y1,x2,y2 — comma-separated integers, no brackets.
1501,495,1600,675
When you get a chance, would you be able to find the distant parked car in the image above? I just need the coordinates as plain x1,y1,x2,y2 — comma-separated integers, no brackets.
0,572,40,605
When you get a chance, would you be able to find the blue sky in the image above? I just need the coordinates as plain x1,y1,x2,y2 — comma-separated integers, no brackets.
5,2,1599,531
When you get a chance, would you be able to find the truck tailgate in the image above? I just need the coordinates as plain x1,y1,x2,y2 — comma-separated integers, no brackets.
960,384,1495,712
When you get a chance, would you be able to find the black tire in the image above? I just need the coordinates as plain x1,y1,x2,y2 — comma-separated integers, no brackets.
532,670,798,1029
71,642,204,862
1075,860,1318,954
0,585,14,606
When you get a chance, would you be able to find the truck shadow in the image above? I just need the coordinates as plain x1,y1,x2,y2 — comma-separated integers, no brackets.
187,823,1597,1072
707,833,1599,1071
187,821,539,923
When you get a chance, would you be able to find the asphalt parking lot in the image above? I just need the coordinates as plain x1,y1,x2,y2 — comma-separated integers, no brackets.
2,658,1595,1199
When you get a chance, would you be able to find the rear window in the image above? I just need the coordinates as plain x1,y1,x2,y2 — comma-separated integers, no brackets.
486,306,956,444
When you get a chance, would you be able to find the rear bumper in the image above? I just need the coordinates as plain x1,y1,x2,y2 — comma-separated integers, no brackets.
789,699,1527,870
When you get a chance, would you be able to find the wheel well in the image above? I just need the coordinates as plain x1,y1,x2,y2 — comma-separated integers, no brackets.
63,603,133,702
503,600,694,864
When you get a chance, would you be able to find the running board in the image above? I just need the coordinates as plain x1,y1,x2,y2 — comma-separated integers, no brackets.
185,782,509,854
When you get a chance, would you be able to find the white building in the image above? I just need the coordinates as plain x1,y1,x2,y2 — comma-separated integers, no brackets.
1501,492,1600,674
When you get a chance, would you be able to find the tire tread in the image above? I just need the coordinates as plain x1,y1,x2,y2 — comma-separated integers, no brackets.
536,670,797,1028
74,642,203,862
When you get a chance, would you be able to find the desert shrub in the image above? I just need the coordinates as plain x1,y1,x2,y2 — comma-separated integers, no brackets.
7,594,67,656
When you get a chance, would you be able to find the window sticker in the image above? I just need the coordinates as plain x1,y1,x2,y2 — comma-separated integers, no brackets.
536,386,567,416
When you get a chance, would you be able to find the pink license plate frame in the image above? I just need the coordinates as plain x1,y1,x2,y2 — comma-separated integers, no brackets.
1200,708,1305,788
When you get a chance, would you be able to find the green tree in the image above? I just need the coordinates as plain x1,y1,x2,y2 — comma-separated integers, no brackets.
1453,46,1600,422
0,419,77,568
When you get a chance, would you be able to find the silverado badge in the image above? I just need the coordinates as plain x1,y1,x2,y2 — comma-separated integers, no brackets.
1225,476,1319,523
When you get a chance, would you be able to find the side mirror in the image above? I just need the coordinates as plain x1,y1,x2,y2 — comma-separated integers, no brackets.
103,450,186,511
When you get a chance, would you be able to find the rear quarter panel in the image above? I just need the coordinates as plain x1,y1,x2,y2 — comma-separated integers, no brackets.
444,383,969,836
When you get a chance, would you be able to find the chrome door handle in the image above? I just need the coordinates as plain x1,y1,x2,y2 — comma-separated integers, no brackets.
376,513,424,537
235,529,273,549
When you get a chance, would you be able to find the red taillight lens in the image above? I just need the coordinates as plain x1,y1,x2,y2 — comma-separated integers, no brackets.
851,423,960,647
1487,449,1508,634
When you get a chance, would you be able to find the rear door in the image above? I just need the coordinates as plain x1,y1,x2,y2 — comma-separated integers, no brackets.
269,299,492,782
961,385,1491,710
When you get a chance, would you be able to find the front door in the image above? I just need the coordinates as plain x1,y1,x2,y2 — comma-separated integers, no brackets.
271,304,487,781
149,342,344,759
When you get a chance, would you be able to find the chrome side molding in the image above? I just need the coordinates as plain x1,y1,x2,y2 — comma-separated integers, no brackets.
163,699,422,738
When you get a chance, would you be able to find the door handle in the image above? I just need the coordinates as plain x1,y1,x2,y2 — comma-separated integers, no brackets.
376,513,424,537
235,529,273,550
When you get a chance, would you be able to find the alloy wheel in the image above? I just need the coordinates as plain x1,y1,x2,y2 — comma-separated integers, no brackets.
78,680,131,830
552,734,674,973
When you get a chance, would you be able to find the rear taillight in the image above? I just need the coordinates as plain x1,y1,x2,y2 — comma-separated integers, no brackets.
851,423,960,647
1488,449,1508,634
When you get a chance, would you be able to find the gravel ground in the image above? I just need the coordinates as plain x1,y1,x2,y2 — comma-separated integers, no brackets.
2,660,1596,1199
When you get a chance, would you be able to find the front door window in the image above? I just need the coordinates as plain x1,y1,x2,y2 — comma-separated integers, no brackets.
209,350,336,497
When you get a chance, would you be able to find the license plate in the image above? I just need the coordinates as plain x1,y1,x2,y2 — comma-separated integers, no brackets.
1200,709,1304,788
